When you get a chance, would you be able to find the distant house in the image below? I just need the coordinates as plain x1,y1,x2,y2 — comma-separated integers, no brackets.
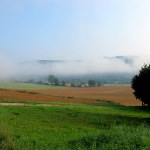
65,83,71,87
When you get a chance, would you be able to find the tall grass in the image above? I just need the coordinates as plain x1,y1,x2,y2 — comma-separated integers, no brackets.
0,124,15,150
0,104,150,150
69,124,150,150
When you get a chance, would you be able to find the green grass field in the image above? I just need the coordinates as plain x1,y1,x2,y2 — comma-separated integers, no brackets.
104,83,130,86
0,82,131,90
0,103,150,150
0,82,66,90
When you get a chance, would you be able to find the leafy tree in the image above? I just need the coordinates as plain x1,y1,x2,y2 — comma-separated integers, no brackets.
54,78,59,86
97,82,103,87
48,75,59,85
62,81,67,86
88,80,97,87
131,64,150,105
28,79,35,83
71,83,76,87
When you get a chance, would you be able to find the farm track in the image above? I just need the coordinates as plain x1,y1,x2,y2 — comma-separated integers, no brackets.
0,103,60,107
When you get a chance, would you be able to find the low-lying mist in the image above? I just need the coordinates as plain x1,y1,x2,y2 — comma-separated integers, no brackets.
0,53,150,82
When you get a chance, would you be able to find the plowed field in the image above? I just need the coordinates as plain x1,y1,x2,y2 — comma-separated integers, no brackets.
34,86,141,106
0,89,99,104
0,86,141,106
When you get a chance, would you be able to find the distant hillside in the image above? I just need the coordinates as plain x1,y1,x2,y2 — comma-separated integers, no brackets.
105,56,136,65
37,60,66,64
36,56,136,65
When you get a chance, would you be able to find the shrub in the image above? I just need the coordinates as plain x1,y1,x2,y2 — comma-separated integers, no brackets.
131,64,150,105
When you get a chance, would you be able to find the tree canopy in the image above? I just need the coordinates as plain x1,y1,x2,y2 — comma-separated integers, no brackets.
131,64,150,105
48,75,59,85
88,80,97,87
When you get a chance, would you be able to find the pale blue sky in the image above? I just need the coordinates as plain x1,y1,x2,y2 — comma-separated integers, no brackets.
1,0,150,61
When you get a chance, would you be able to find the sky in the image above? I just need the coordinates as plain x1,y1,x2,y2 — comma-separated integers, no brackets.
1,0,150,62
1,0,150,80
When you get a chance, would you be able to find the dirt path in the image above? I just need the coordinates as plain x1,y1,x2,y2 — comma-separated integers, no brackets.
0,103,60,107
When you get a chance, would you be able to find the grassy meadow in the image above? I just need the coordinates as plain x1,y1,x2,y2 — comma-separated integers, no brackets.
0,82,66,90
0,83,150,150
104,83,131,86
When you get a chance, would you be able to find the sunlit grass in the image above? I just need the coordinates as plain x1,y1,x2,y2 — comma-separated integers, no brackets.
104,83,130,86
0,82,67,90
0,104,150,150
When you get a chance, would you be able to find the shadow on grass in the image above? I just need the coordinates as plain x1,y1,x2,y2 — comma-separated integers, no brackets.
61,106,150,129
86,113,150,130
0,124,16,150
69,124,148,150
130,106,150,112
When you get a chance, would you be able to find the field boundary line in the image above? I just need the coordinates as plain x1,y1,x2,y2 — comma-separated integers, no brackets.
0,103,60,107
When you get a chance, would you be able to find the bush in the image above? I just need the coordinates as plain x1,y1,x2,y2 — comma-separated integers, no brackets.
131,64,150,105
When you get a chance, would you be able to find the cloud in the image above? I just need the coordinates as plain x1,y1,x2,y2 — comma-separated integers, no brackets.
0,52,17,80
50,58,132,75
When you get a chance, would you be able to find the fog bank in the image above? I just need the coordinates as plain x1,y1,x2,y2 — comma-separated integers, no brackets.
0,53,150,81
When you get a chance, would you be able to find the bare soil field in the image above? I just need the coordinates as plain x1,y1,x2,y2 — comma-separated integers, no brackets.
0,86,141,106
34,86,141,106
0,89,99,104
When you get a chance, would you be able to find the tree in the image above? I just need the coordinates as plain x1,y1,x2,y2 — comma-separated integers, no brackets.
48,75,59,85
131,64,150,106
54,78,59,86
71,83,76,87
61,81,67,86
97,82,103,87
88,80,97,87
28,79,35,83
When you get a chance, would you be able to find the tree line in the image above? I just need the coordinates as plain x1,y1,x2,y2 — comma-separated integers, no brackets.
48,75,103,87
